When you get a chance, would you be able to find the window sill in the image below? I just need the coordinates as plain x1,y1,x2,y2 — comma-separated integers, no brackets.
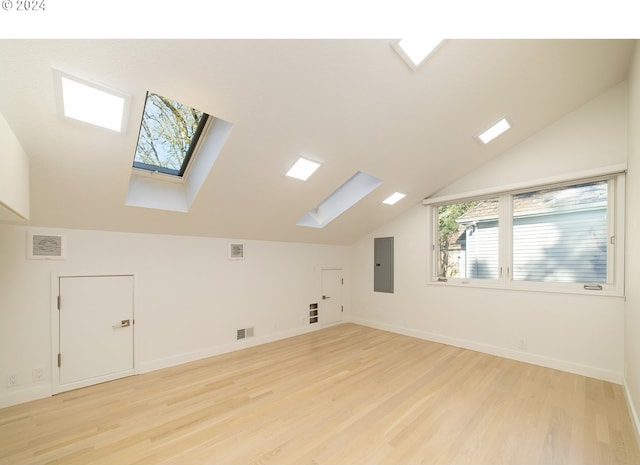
427,279,624,298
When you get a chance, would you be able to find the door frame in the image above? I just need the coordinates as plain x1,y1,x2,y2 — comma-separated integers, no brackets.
320,267,344,326
50,273,137,394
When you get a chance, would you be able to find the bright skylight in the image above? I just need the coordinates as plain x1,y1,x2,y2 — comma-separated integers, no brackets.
60,76,126,132
382,192,406,205
477,117,511,144
133,92,210,177
392,39,443,70
297,171,383,229
286,157,321,181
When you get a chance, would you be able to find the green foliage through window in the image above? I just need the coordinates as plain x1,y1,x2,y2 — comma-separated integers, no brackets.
437,202,477,277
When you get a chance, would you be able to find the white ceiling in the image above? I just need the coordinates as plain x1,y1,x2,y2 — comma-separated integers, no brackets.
0,39,634,244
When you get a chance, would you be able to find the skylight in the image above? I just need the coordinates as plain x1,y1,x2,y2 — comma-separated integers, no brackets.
286,157,321,181
57,73,127,132
133,92,210,177
477,117,511,144
125,116,234,213
383,192,406,205
392,39,444,70
297,171,383,229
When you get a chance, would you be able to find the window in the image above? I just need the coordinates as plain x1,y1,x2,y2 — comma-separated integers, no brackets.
437,199,499,280
133,92,210,177
512,181,608,283
431,174,624,295
125,93,233,213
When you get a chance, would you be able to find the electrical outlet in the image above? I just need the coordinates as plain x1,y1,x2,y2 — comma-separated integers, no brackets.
33,366,44,383
7,372,18,387
518,338,528,350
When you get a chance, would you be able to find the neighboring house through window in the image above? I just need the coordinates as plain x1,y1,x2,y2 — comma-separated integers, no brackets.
430,173,624,295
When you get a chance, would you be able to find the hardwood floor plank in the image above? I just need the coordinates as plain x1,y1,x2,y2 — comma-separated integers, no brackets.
1,323,638,465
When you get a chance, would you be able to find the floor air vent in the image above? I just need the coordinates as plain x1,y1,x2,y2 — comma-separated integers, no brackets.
236,327,254,340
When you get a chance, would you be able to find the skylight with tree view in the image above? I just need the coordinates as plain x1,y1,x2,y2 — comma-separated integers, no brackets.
133,93,210,177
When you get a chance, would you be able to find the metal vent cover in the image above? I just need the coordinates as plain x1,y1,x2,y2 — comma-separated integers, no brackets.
27,233,66,260
236,327,254,340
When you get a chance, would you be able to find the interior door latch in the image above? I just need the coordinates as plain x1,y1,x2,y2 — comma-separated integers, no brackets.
112,319,131,329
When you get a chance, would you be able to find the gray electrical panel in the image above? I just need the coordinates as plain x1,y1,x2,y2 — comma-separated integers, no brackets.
374,236,394,293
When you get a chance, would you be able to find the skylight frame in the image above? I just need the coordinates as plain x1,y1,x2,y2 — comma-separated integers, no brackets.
125,116,234,213
297,171,383,229
391,39,445,70
132,92,211,178
53,67,130,133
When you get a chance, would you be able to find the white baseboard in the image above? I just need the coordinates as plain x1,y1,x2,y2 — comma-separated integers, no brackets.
623,376,640,448
1,319,619,409
139,324,321,374
350,317,622,384
1,323,334,409
0,384,51,409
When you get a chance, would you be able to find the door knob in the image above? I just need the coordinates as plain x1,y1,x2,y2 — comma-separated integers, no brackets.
322,295,331,300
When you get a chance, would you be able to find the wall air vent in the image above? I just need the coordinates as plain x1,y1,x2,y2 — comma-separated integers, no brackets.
236,327,254,340
309,303,318,324
27,232,66,260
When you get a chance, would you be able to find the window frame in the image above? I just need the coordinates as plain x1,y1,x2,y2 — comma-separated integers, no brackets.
131,92,211,181
427,172,625,297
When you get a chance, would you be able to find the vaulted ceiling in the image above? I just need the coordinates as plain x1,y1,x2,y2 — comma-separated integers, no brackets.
0,39,634,244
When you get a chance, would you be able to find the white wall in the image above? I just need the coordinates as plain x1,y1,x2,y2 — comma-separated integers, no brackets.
352,81,628,383
0,225,350,407
624,41,640,439
437,80,628,196
0,111,29,221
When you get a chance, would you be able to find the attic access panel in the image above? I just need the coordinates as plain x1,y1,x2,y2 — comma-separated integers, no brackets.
132,92,210,177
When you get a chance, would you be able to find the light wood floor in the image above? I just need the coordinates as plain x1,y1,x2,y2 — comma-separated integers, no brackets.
1,323,639,465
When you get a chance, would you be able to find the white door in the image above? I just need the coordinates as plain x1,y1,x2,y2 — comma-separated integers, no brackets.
58,275,134,392
321,269,343,324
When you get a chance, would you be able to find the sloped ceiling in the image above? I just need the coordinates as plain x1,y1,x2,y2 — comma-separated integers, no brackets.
0,39,634,244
